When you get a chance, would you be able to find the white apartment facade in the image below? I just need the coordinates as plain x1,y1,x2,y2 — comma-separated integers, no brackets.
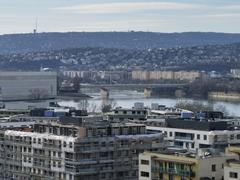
147,126,240,151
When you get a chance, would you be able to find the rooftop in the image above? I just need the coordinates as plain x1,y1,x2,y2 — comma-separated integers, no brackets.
143,148,224,162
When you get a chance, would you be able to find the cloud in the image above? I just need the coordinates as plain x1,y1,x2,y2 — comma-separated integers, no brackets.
193,13,240,19
217,5,240,10
53,2,200,14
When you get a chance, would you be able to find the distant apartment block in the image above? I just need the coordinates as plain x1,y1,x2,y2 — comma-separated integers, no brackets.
63,71,129,82
0,71,57,101
230,69,240,78
132,71,202,81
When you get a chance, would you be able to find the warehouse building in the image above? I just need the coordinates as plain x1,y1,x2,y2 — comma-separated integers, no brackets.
0,71,57,101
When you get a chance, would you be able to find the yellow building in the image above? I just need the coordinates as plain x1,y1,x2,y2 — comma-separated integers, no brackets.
224,146,240,180
132,71,150,80
132,70,202,81
139,149,237,180
174,71,202,81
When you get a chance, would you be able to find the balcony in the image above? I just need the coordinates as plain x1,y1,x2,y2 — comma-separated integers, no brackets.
42,143,62,150
65,159,98,165
152,167,195,177
77,168,97,175
79,147,99,153
175,136,194,142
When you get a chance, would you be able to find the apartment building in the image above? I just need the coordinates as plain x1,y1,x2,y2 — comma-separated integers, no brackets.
139,149,238,180
132,71,150,81
230,69,240,78
0,117,165,180
174,71,201,81
132,71,202,81
224,146,240,180
107,107,148,121
147,118,240,151
62,71,129,82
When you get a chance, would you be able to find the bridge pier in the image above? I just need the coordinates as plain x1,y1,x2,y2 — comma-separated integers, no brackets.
100,88,109,99
144,88,152,98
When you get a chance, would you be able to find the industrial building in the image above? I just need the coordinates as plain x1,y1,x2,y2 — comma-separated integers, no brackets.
0,71,57,101
0,117,165,180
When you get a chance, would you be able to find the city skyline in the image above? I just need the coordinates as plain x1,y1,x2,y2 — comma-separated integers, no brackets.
0,0,240,34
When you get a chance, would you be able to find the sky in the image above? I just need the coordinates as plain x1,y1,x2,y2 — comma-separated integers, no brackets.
0,0,239,34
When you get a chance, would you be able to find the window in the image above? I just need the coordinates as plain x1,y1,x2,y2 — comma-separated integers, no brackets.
141,160,149,165
140,171,149,177
197,134,200,140
204,135,207,140
237,134,240,139
191,143,195,149
212,164,216,172
63,141,66,147
169,132,173,137
229,172,238,179
58,162,61,168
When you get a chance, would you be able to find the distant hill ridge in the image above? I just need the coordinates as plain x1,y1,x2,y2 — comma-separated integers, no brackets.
1,42,240,71
1,32,240,53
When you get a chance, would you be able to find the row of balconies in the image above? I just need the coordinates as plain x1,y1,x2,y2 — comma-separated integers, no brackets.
152,167,195,177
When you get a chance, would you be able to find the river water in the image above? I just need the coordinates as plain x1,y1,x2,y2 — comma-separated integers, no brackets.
59,90,240,117
3,90,240,116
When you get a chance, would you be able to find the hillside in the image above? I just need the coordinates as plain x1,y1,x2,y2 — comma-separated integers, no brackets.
1,32,240,53
1,43,240,72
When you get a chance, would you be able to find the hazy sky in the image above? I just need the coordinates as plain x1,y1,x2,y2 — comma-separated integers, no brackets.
0,0,239,34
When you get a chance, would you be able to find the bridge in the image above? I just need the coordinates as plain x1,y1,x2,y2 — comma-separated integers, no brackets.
81,83,187,89
81,83,188,98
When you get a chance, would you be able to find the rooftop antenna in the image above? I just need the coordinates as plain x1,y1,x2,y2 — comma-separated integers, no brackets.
33,17,38,34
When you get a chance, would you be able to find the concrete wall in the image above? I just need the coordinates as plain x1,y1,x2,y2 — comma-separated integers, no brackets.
139,153,152,180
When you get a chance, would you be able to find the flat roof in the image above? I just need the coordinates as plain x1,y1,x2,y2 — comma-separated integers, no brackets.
143,151,197,164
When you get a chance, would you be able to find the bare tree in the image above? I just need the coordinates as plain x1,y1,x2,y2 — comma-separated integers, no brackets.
88,103,98,113
77,99,89,110
176,100,213,113
29,88,48,100
101,99,117,113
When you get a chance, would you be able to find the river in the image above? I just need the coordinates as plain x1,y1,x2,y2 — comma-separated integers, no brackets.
3,90,240,116
59,90,240,116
